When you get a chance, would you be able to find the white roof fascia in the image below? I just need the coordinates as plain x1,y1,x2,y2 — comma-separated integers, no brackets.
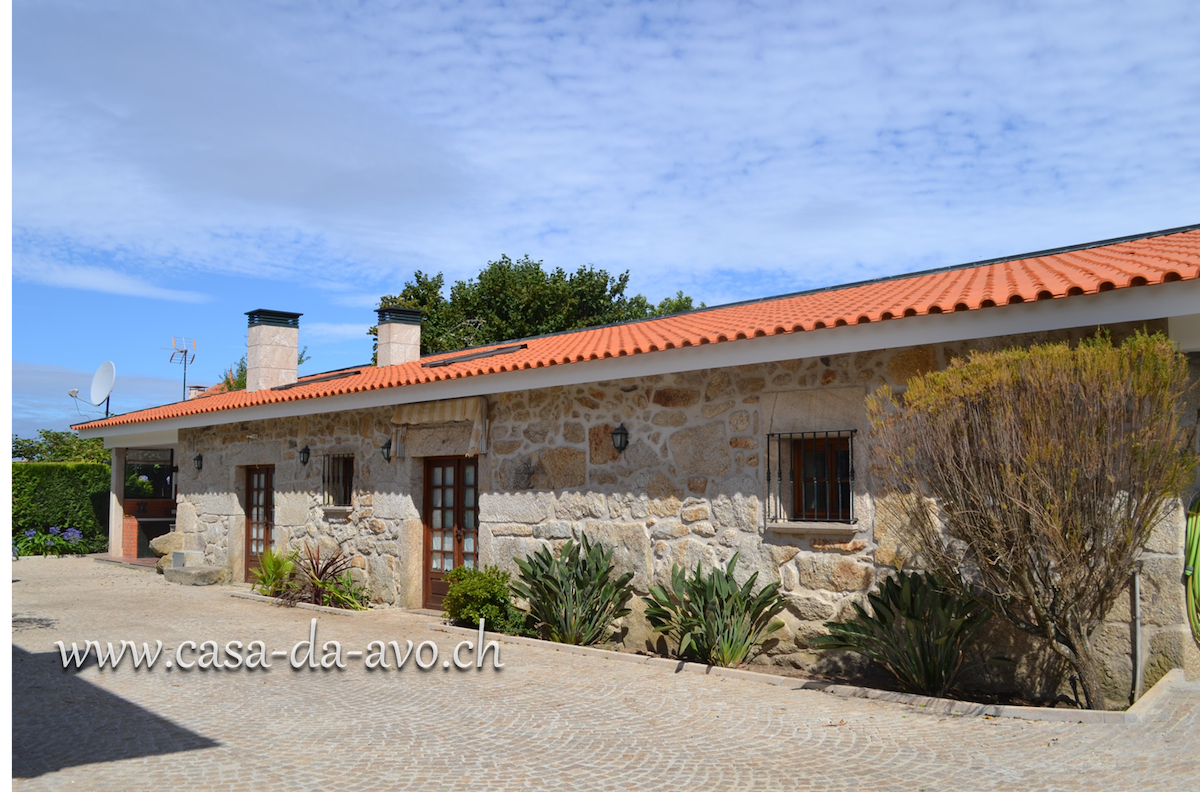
1167,313,1200,352
102,428,180,450
78,280,1200,440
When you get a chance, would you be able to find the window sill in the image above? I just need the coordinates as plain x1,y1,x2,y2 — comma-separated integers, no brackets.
322,506,353,521
766,521,859,537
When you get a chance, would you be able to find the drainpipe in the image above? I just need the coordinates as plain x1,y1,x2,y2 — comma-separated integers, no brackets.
1131,562,1144,703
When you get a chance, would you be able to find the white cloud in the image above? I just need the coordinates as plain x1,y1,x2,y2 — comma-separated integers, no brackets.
11,0,1200,326
303,322,372,343
12,256,211,302
12,0,1200,442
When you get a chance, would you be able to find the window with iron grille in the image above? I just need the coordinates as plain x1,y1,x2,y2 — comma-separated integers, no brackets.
765,431,855,522
322,454,354,507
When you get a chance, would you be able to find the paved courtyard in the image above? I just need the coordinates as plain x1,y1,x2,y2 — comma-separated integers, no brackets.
11,556,1200,791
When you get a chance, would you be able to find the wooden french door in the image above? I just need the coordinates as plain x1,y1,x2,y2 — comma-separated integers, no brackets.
245,466,274,582
424,457,478,609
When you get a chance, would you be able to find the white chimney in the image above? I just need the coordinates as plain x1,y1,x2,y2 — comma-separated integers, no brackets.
376,307,422,366
246,309,302,392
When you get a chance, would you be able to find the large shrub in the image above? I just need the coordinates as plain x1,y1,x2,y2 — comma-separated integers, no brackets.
867,331,1195,710
12,462,110,545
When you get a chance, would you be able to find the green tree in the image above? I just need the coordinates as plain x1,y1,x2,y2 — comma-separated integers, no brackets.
222,347,310,391
12,430,109,464
370,256,702,360
866,332,1195,710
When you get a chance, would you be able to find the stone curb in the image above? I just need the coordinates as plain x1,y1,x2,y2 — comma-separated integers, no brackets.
423,622,1186,724
229,590,371,617
794,683,1133,724
1125,668,1187,719
92,556,150,571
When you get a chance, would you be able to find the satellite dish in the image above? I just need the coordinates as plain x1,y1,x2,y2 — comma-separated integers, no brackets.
86,361,117,416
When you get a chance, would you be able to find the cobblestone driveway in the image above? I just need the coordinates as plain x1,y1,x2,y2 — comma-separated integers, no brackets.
11,557,1199,791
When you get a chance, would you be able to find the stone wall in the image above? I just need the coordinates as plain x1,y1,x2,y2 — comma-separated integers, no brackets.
177,410,424,606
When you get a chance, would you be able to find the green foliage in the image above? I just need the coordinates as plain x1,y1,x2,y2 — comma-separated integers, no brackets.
284,543,370,610
370,257,703,360
12,462,110,546
223,356,248,391
511,535,635,646
810,571,996,698
223,347,309,391
250,545,298,598
319,573,371,611
16,526,105,557
644,553,787,667
12,430,109,463
441,565,529,635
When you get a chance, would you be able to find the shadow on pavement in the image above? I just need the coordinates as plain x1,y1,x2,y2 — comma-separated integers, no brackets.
12,645,219,780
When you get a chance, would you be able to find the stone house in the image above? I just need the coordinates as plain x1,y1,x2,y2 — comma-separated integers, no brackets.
76,225,1200,704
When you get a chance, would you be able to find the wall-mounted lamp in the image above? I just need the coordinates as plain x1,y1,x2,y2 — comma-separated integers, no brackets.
611,423,629,454
193,453,203,471
299,445,310,466
381,438,393,463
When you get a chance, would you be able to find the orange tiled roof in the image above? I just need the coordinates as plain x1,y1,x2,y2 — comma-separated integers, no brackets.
191,381,230,399
74,224,1200,432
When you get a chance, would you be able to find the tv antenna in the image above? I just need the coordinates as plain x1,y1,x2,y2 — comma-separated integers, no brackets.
168,337,197,401
69,361,116,417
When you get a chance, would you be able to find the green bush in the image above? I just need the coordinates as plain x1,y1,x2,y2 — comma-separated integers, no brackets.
12,462,110,547
511,535,634,646
320,573,371,611
810,570,996,698
442,565,528,635
250,546,297,597
644,552,787,667
15,526,105,557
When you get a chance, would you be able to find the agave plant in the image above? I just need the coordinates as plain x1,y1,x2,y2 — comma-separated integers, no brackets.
511,535,634,645
810,569,995,697
644,552,787,667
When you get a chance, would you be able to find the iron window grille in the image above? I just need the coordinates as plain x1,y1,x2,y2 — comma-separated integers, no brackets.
322,454,354,507
766,431,856,523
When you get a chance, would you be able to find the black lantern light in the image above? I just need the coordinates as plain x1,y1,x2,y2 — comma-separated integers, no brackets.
381,438,393,463
611,423,629,453
299,445,310,466
193,453,203,471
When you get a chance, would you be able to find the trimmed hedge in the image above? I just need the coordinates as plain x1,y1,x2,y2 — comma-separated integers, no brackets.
12,462,111,544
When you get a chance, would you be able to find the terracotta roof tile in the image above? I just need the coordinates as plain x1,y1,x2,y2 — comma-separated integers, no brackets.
74,225,1200,432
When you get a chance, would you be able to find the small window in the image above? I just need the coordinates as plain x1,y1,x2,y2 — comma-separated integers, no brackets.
322,454,354,507
124,449,174,499
765,431,855,522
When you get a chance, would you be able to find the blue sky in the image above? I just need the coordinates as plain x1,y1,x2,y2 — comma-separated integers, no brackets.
11,0,1200,438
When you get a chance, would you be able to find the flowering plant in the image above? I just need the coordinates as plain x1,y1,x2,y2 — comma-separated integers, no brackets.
14,526,103,557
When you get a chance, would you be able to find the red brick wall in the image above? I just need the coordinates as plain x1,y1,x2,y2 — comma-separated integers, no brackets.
122,515,139,557
121,499,175,558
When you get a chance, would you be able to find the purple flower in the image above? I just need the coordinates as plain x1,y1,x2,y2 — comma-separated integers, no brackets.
62,528,83,541
43,538,54,546
48,526,61,535
24,529,36,538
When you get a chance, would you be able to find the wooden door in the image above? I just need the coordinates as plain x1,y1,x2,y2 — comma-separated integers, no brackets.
245,466,275,582
423,457,478,609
